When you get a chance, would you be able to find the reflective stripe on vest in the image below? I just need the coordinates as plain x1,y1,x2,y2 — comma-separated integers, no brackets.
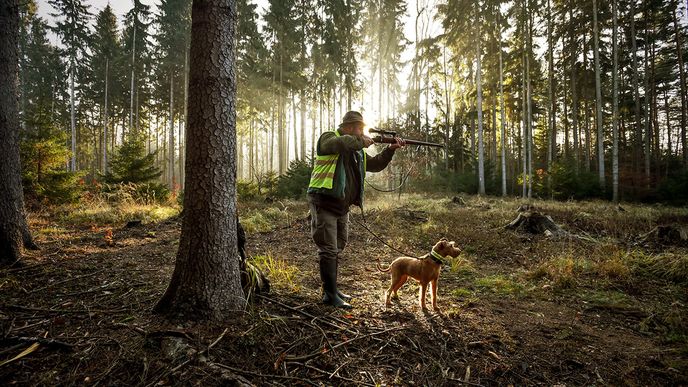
308,130,342,190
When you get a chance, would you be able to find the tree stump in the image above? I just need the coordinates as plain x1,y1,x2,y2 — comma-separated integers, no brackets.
505,211,565,236
639,225,688,247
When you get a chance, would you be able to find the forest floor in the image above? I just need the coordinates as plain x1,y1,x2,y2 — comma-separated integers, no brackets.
1,193,687,386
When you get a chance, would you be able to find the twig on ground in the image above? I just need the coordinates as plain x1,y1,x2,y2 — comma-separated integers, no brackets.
285,326,403,362
9,336,75,350
170,328,229,373
211,362,320,386
256,294,353,333
296,363,376,387
445,377,486,387
29,270,104,293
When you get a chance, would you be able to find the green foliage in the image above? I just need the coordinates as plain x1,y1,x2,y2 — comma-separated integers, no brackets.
547,161,603,200
657,170,688,205
275,158,312,199
104,134,162,185
101,135,167,203
21,124,82,204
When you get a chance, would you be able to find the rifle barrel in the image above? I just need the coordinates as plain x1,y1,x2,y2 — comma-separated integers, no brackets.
372,136,444,148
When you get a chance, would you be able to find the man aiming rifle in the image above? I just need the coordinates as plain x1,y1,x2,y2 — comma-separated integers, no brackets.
307,111,442,309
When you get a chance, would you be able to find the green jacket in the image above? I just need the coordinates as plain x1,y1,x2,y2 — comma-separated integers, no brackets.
307,129,395,209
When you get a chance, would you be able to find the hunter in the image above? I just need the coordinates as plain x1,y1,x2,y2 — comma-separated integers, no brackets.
307,111,405,308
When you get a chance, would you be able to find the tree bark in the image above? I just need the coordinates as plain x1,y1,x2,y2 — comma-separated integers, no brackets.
168,68,175,189
672,4,687,167
547,0,554,195
571,8,579,174
593,0,605,190
129,26,136,136
499,11,506,196
0,0,35,266
154,0,245,320
103,58,109,173
630,0,642,176
612,0,619,202
476,3,485,196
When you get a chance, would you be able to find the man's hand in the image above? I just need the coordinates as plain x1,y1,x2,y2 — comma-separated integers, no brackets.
361,135,375,148
389,137,406,150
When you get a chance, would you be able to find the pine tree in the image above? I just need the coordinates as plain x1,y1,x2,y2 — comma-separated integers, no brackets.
48,0,92,172
88,4,119,173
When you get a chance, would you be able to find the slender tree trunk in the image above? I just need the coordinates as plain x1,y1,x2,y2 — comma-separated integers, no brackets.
547,0,554,195
292,92,298,161
300,92,306,161
130,26,136,135
154,0,245,320
103,58,109,173
631,0,642,177
476,8,485,196
169,69,175,189
644,18,651,185
181,48,189,189
443,45,451,170
571,6,579,173
593,0,605,190
526,11,533,199
612,0,619,202
0,0,36,266
70,58,76,171
673,5,687,167
499,14,506,196
522,40,527,198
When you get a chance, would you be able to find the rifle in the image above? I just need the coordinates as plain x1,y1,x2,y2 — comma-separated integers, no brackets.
369,128,444,148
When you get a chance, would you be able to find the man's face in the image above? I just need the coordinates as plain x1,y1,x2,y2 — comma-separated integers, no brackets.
348,122,364,137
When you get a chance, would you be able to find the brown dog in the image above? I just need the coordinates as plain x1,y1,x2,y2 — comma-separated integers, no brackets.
378,238,461,311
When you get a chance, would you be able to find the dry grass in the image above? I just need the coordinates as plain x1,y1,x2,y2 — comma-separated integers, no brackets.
252,253,301,293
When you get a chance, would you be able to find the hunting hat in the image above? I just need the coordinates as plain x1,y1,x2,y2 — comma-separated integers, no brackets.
339,111,366,128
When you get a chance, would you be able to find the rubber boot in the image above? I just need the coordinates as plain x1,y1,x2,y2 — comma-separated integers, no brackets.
335,259,352,301
322,256,352,302
320,258,352,309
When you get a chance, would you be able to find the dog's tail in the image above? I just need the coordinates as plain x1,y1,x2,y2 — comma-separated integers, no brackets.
376,257,391,273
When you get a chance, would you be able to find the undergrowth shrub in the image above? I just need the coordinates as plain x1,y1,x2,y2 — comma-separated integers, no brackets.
21,124,82,204
276,159,312,199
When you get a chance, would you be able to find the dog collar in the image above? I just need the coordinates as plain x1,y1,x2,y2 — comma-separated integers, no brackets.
430,249,447,265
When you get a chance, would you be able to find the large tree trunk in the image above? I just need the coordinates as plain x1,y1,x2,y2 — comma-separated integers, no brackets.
154,0,245,320
593,0,605,190
0,0,35,266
